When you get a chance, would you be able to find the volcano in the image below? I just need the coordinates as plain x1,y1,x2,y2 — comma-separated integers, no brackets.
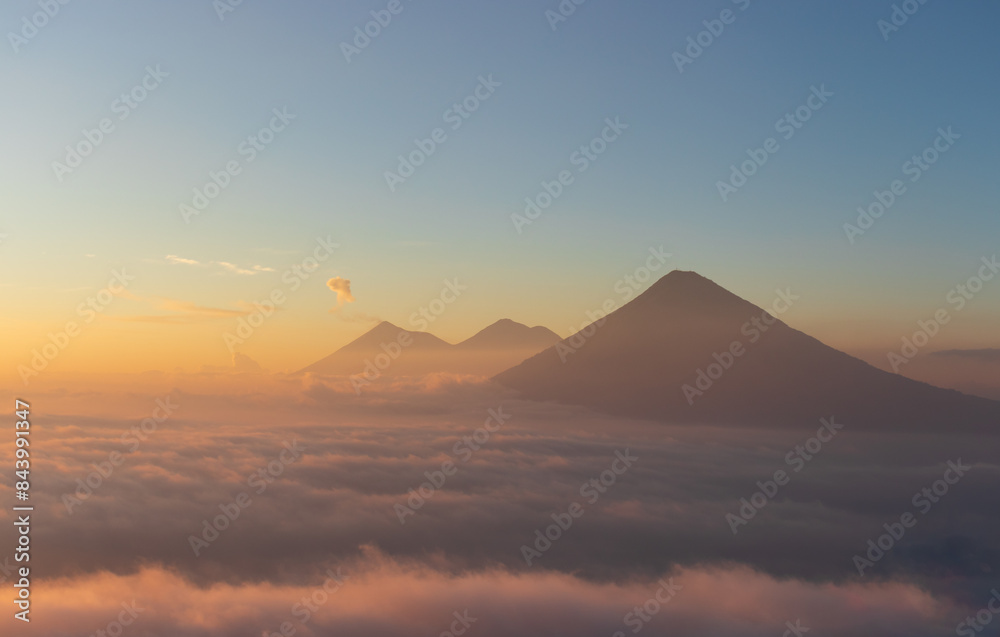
299,319,560,377
457,319,561,351
494,271,1000,431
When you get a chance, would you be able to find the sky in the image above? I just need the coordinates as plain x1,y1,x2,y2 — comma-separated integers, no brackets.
2,0,999,378
1,5,999,633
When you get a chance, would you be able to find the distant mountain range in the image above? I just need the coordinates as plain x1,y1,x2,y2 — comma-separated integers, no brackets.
494,271,1000,431
299,319,561,377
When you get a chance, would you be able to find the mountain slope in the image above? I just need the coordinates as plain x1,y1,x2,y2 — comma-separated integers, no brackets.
494,271,1000,431
299,319,560,377
298,321,449,376
456,319,561,350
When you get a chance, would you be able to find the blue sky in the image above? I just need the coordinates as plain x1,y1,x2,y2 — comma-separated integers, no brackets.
2,0,998,370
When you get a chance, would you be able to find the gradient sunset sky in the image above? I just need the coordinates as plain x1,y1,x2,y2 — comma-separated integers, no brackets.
2,0,998,378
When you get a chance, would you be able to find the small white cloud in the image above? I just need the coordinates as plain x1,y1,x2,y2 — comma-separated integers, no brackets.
326,277,355,306
166,255,202,266
216,261,256,275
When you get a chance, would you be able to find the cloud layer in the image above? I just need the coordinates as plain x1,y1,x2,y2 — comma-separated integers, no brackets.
1,374,996,635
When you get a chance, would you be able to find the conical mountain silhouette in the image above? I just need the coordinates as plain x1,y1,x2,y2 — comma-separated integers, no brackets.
495,271,1000,431
457,319,560,350
299,319,560,377
330,321,451,354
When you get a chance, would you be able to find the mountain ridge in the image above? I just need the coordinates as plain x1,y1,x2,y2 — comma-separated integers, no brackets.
298,318,561,376
494,270,1000,432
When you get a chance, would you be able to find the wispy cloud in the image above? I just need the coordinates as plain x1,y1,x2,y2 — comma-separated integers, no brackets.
110,295,250,324
164,255,274,276
216,261,275,275
166,254,201,266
